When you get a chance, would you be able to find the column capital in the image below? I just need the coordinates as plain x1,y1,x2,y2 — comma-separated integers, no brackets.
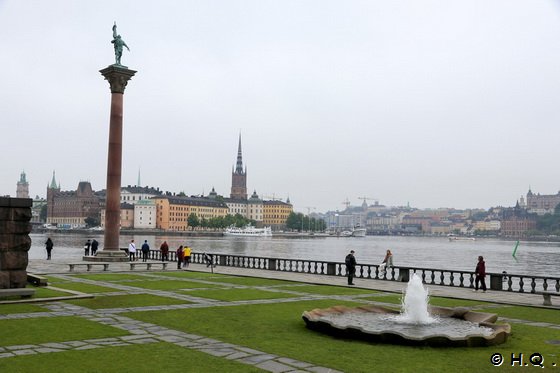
100,65,137,94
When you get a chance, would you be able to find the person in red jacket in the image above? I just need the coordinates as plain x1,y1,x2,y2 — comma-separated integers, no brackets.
474,255,487,292
176,245,184,269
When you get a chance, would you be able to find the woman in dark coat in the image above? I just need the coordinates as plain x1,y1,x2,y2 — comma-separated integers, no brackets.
474,255,487,292
45,238,54,260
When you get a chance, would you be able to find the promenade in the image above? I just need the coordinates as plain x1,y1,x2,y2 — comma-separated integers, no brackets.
27,258,557,309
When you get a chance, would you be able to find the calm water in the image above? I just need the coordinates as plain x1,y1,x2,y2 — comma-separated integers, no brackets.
28,233,560,277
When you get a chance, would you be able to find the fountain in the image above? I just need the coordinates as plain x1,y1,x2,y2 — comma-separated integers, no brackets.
302,274,511,347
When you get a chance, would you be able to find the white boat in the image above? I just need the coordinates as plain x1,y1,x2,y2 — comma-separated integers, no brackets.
448,235,475,242
224,225,272,237
351,227,367,237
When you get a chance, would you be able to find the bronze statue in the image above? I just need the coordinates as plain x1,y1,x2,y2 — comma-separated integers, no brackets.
111,22,130,66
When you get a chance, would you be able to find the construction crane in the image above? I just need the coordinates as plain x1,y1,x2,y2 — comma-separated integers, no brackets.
358,196,379,206
342,198,351,210
263,194,284,201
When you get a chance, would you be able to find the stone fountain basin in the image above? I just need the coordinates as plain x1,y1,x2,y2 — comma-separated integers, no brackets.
302,305,511,347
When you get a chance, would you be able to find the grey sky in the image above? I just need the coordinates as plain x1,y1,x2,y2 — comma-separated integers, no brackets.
1,0,560,213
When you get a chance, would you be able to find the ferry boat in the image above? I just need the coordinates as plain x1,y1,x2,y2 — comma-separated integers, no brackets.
339,227,367,237
224,225,272,237
448,234,475,242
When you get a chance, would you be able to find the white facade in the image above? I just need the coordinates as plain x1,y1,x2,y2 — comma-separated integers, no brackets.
120,187,161,205
134,199,156,229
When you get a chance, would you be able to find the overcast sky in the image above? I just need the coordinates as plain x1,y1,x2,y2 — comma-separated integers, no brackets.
1,0,560,213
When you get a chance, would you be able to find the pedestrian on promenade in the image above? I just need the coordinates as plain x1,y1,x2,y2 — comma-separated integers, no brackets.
204,252,214,268
176,245,184,269
160,241,169,262
183,246,192,269
128,239,137,262
141,240,150,262
379,249,393,277
91,239,99,256
345,250,357,285
84,239,91,256
45,237,54,260
474,255,487,292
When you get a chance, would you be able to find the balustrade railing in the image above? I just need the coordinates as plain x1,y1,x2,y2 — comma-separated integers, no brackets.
146,250,559,295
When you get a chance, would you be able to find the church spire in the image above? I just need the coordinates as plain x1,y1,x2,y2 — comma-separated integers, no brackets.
235,133,244,174
49,170,58,189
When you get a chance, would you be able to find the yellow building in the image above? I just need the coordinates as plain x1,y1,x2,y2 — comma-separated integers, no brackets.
263,200,293,230
154,196,228,231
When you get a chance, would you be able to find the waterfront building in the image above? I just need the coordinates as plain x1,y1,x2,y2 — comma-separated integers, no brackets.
500,205,537,238
100,203,134,229
16,171,29,199
263,199,293,230
134,199,156,229
230,134,248,200
525,188,560,215
247,190,263,223
366,214,400,234
31,196,47,224
46,173,100,228
154,195,228,231
121,185,162,204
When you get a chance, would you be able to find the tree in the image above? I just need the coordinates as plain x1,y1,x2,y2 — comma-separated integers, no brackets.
187,213,199,230
84,216,100,228
40,204,48,222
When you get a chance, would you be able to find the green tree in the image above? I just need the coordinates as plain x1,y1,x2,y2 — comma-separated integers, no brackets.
187,213,199,230
40,204,48,222
84,216,100,228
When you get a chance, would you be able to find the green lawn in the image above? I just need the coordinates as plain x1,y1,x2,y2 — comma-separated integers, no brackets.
0,303,49,315
71,273,151,282
0,317,129,346
0,342,262,373
202,276,296,287
122,279,225,291
277,284,380,296
47,282,119,294
66,294,191,309
185,288,301,301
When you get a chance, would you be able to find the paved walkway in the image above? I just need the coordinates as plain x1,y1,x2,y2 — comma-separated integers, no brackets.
26,258,558,309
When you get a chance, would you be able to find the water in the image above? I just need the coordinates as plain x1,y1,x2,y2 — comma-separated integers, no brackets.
396,274,434,324
28,233,560,277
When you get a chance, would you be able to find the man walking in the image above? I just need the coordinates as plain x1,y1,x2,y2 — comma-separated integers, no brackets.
128,239,136,261
345,250,357,285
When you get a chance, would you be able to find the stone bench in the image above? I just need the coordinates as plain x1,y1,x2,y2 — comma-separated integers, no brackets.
537,291,559,306
0,288,35,299
129,262,168,271
27,274,48,286
68,263,110,272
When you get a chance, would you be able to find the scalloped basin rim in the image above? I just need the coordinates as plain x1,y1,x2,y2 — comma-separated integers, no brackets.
302,304,511,347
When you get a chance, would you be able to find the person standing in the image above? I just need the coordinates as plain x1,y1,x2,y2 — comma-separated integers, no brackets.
160,241,169,262
45,237,54,260
128,239,137,262
176,245,184,269
84,239,92,256
379,249,393,276
91,239,99,256
141,240,150,262
345,250,357,285
183,246,192,269
474,256,487,292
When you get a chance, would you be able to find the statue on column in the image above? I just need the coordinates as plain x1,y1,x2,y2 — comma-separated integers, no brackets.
111,22,130,66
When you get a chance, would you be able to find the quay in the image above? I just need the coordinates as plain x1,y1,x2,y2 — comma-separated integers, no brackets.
26,254,559,309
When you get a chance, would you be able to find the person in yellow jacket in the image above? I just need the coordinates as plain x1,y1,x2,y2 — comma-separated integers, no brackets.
182,246,192,269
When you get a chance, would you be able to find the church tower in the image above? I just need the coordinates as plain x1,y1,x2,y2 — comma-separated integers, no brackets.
46,171,60,223
230,134,247,200
16,170,29,198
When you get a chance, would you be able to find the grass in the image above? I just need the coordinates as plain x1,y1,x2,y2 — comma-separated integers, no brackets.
202,276,296,287
0,317,129,346
32,287,74,298
128,300,560,373
185,288,301,301
121,279,225,291
66,294,191,309
151,271,224,279
276,284,380,296
46,282,118,294
484,305,560,325
0,342,261,373
0,303,49,314
71,273,150,282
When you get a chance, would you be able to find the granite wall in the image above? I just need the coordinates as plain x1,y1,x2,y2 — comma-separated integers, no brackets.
0,197,32,288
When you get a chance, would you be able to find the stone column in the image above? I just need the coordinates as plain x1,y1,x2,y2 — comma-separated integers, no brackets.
0,197,33,290
94,65,136,262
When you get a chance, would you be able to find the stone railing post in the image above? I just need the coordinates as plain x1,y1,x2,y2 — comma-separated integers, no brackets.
326,263,337,276
490,274,503,291
268,258,277,271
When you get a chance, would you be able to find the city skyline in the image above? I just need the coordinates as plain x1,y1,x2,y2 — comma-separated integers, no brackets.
2,1,560,213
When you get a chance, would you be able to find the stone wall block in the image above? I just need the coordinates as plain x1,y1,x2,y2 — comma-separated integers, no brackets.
0,252,28,270
2,221,32,235
0,272,9,289
11,207,32,222
0,234,31,252
9,270,28,288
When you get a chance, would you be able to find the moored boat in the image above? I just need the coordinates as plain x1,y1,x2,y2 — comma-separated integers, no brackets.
224,225,272,237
